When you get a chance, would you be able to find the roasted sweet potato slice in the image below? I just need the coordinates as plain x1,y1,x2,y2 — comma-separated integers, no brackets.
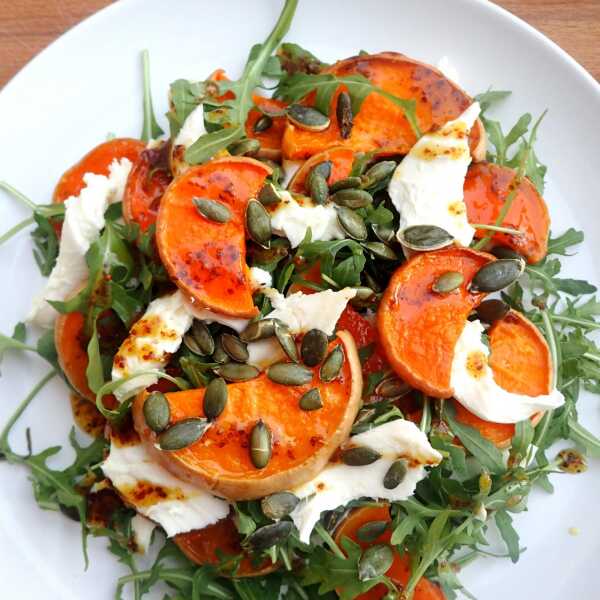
282,52,480,161
156,157,270,318
123,141,173,231
175,516,275,576
53,138,145,203
454,310,549,446
132,331,362,500
334,505,446,600
288,146,355,193
464,162,550,263
377,248,493,398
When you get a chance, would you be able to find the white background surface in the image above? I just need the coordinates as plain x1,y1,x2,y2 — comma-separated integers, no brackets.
0,0,599,598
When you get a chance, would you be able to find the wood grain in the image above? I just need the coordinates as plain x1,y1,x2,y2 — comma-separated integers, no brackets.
0,0,599,88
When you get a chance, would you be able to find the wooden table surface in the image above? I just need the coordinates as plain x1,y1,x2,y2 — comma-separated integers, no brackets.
1,0,599,88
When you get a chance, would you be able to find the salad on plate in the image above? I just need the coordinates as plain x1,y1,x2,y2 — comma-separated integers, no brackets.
1,0,599,598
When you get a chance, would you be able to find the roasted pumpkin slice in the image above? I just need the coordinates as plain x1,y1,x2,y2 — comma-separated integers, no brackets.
123,140,173,231
454,310,550,446
156,157,270,318
282,51,481,161
246,96,288,160
53,138,145,203
464,162,550,263
377,247,493,398
334,505,446,600
175,515,276,576
288,146,355,193
132,331,362,500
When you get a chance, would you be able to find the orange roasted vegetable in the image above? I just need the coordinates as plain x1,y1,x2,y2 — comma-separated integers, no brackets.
377,247,493,398
247,96,288,160
132,331,362,500
464,162,550,264
288,146,355,193
156,157,271,318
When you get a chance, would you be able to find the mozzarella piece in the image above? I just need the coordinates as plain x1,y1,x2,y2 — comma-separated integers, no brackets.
131,514,156,554
183,297,249,334
102,438,229,537
388,103,480,248
270,191,346,248
290,420,442,543
249,266,273,291
174,103,206,149
281,159,303,189
111,290,193,401
451,319,564,423
247,288,356,369
436,56,461,85
28,158,132,328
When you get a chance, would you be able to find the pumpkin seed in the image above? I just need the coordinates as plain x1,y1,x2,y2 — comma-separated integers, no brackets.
372,223,396,244
331,188,373,209
337,207,367,240
229,138,261,156
213,335,230,365
240,318,278,342
432,271,464,294
336,91,353,139
250,420,272,469
360,161,396,189
274,321,299,362
362,241,398,261
399,224,453,251
330,176,362,193
203,377,227,420
320,346,345,382
301,329,329,367
306,169,329,205
470,259,524,293
215,362,259,382
491,246,525,262
220,333,249,363
183,333,203,355
356,520,388,542
267,363,313,386
261,492,299,520
158,418,209,451
341,446,381,466
358,544,395,581
246,200,272,248
476,298,510,324
383,459,408,489
299,387,323,411
191,320,215,356
253,114,273,133
312,160,332,180
193,198,231,223
350,286,377,308
287,104,330,132
143,392,170,433
246,520,292,550
258,182,282,206
375,377,411,399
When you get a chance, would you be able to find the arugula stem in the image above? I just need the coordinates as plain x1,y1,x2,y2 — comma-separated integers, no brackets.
0,181,36,211
471,223,523,236
140,49,164,142
550,315,600,330
314,522,346,559
0,216,35,246
419,396,431,433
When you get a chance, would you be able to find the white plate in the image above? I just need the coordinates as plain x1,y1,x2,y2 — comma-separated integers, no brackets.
0,0,599,598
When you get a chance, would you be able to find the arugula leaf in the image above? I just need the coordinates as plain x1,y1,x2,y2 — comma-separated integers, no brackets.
494,510,520,563
547,228,584,256
85,320,104,394
474,89,511,115
276,42,328,76
140,50,164,142
568,418,600,457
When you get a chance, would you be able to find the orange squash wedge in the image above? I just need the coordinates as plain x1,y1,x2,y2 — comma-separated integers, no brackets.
288,146,355,194
132,331,362,500
377,247,494,398
246,96,288,160
282,52,481,161
156,157,271,318
454,310,550,447
334,505,446,600
464,162,550,264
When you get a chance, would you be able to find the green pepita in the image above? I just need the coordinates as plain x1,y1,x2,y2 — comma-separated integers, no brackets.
301,329,329,367
267,362,313,386
399,224,453,251
331,188,373,209
336,207,367,241
183,333,203,355
362,241,398,261
246,200,272,248
491,246,526,262
299,387,323,411
375,377,411,399
253,114,273,134
329,176,362,193
143,391,170,433
261,492,299,520
193,198,232,223
470,259,525,293
312,160,332,180
307,169,329,205
158,418,209,451
287,104,330,132
356,520,388,543
476,298,510,324
191,320,215,356
215,362,259,382
320,346,345,382
341,446,382,466
229,138,261,156
213,335,231,365
358,544,395,581
250,419,272,469
360,161,396,189
258,182,282,206
220,332,249,363
274,321,299,362
383,459,408,489
240,318,278,342
246,520,292,550
203,377,228,420
336,91,353,139
372,223,396,244
432,271,464,294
